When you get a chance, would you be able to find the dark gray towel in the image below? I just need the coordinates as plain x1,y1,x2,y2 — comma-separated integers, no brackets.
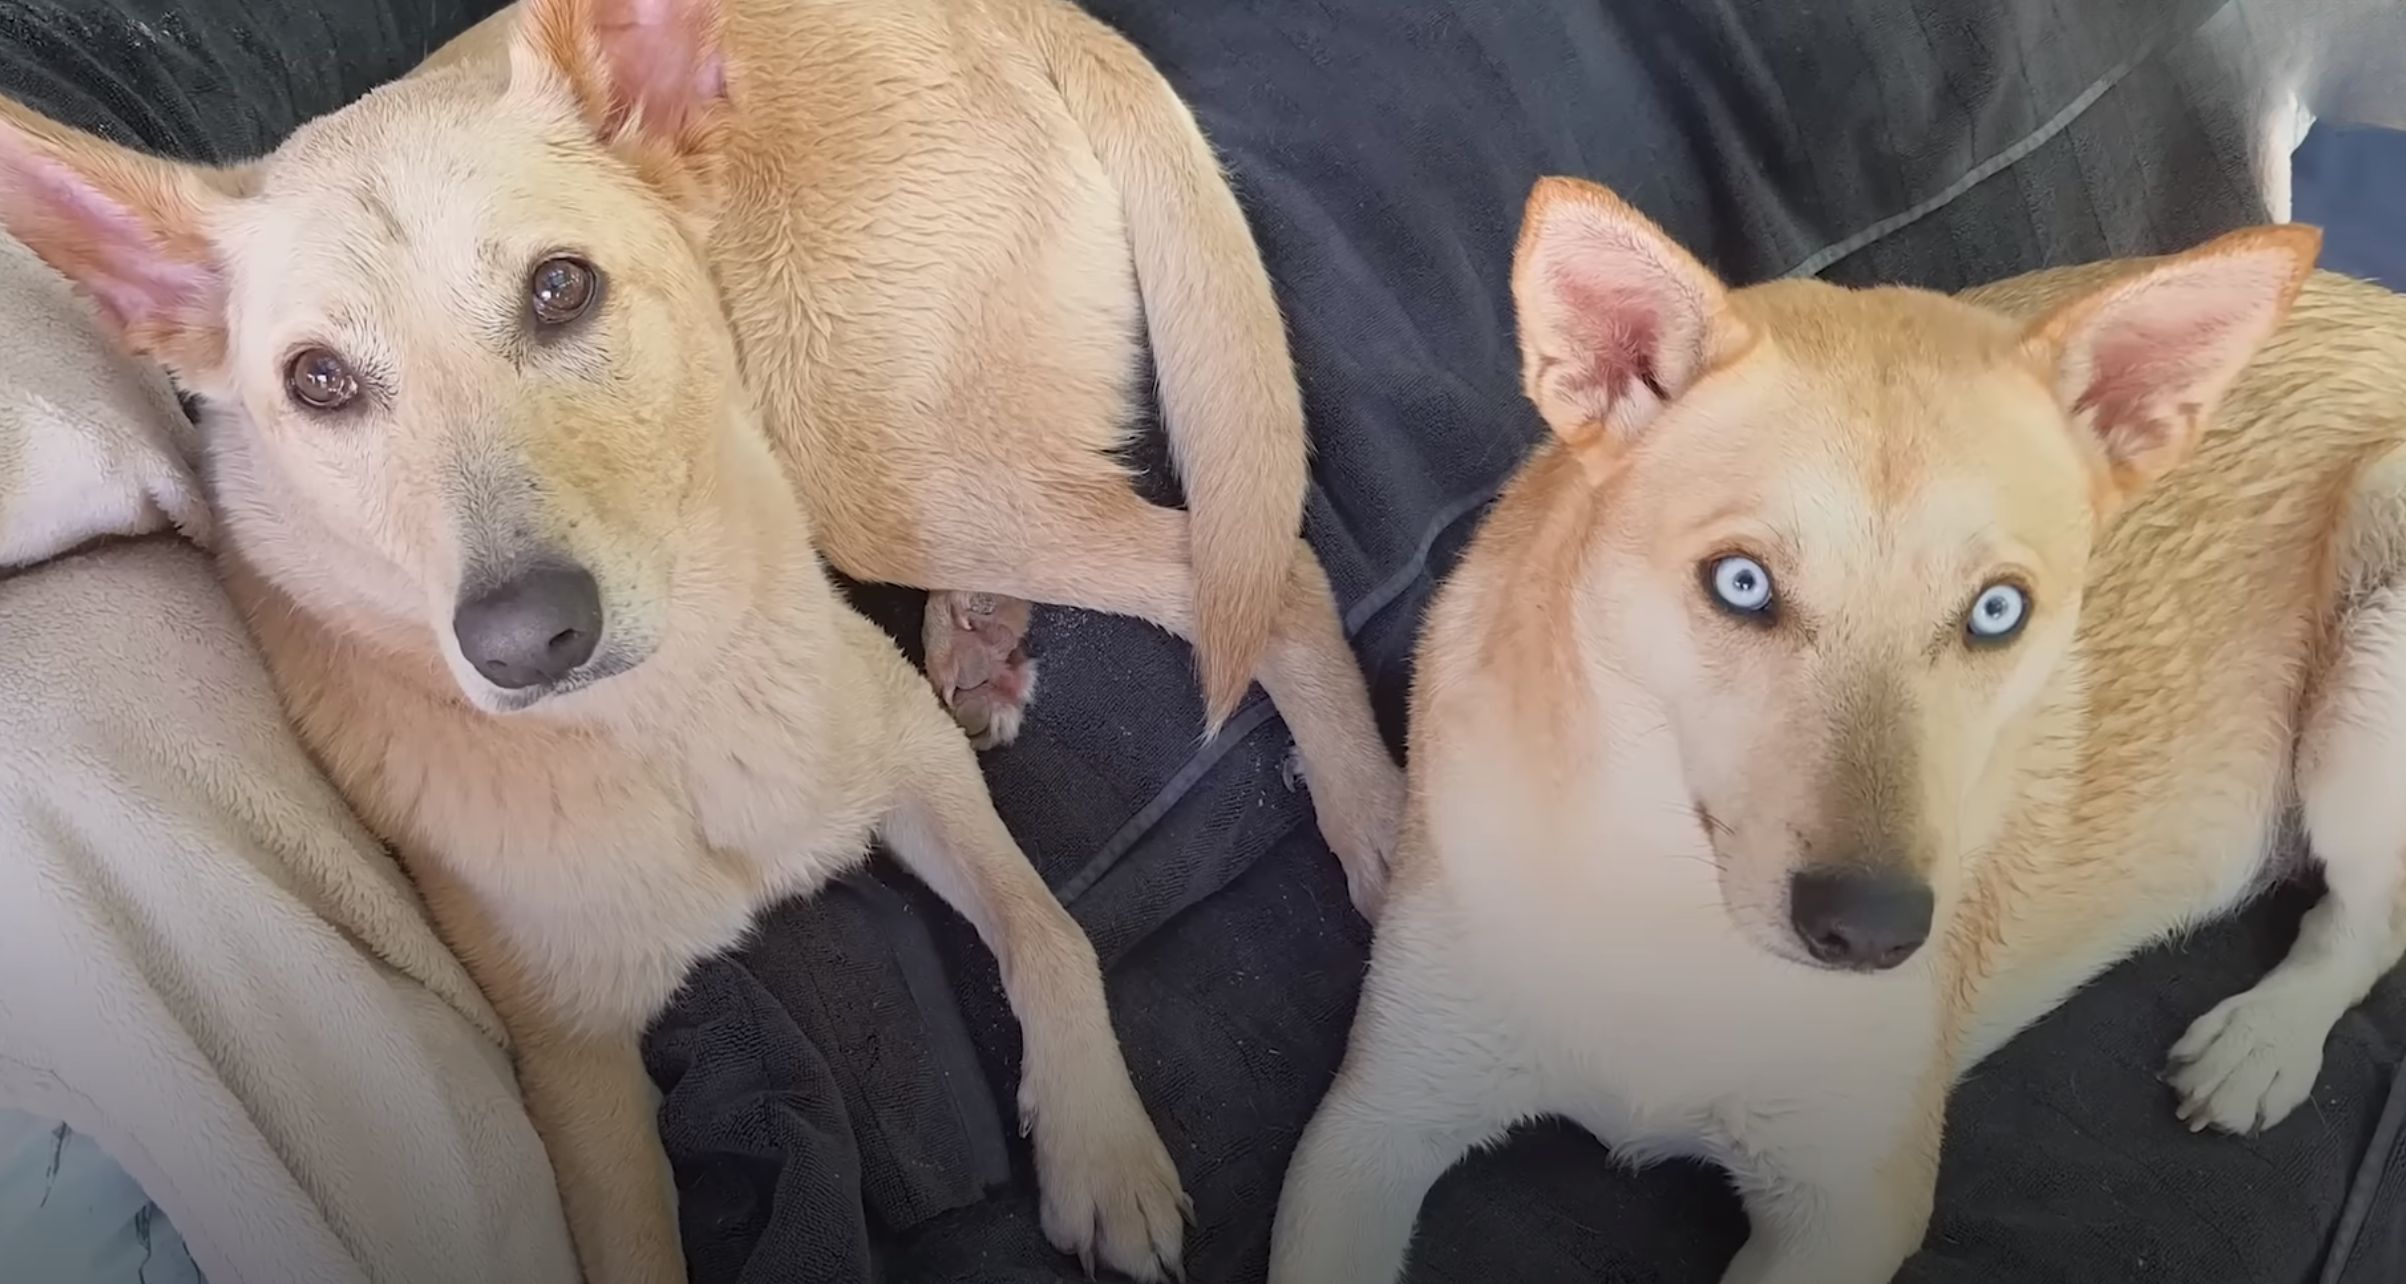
2328,1052,2406,1284
0,0,498,158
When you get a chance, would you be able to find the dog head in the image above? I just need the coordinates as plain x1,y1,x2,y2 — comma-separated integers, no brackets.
1510,177,2316,971
0,0,761,715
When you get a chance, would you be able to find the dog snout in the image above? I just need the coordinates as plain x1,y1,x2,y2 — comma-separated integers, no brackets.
453,563,604,690
1787,865,1932,971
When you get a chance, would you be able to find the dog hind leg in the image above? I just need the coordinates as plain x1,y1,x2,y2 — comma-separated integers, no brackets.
2170,444,2406,1134
917,485,1402,917
922,590,1038,749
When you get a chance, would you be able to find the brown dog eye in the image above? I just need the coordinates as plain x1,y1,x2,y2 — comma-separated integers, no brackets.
529,256,598,325
285,347,359,410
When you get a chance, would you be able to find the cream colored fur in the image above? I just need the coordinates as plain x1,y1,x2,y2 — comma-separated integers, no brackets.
1269,178,2406,1284
417,0,1402,908
0,0,1418,1279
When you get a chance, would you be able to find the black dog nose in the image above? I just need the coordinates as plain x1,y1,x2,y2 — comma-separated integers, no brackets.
453,564,603,690
1788,866,1933,971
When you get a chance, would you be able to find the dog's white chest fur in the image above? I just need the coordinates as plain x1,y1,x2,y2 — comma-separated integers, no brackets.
1406,693,1940,1171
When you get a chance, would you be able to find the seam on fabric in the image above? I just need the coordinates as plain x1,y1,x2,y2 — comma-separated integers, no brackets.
2321,1049,2406,1284
1057,481,1504,906
1342,483,1508,635
1777,2,2230,280
1058,696,1285,904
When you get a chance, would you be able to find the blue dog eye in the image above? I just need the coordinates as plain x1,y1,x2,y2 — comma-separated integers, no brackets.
1966,583,2028,641
1708,556,1774,614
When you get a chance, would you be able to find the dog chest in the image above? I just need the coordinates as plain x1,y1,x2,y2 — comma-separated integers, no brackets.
1417,753,1941,1156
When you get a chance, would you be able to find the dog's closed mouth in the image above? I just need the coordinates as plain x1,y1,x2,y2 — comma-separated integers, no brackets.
1689,798,1929,973
482,645,642,713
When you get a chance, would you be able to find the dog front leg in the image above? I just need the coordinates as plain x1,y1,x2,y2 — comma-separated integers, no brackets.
2169,559,2406,1134
879,731,1188,1281
515,1025,687,1284
413,867,686,1284
1268,894,1526,1284
1717,1100,1940,1284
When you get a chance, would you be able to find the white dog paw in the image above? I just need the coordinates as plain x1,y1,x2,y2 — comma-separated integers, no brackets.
2165,988,2329,1135
1025,1076,1189,1281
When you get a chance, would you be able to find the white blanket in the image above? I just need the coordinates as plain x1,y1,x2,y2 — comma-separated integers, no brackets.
0,231,579,1284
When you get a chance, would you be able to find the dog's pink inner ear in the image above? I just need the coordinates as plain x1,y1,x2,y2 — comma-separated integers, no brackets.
558,0,727,147
2036,228,2317,492
1512,181,1731,456
0,126,222,356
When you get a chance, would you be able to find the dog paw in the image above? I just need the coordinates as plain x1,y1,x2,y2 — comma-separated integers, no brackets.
923,591,1037,750
1341,836,1393,924
2165,987,2330,1134
1024,1073,1189,1282
1324,762,1403,924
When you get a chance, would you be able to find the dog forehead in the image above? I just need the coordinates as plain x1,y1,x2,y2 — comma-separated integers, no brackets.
268,105,529,236
1719,286,2079,499
220,177,487,343
1660,359,2090,600
230,105,624,330
1783,433,2093,621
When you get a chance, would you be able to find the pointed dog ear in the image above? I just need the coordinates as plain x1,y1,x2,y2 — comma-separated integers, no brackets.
1512,176,1751,481
512,0,731,208
0,96,250,374
2025,223,2320,503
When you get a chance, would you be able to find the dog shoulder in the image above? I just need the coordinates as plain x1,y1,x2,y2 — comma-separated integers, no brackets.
1413,447,1605,759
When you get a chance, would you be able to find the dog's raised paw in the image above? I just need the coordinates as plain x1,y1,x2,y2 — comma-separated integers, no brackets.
2165,987,2327,1134
923,590,1037,750
1028,1084,1188,1282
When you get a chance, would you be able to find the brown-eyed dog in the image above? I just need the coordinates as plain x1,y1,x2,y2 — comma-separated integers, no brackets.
0,0,1414,1279
1270,178,2404,1284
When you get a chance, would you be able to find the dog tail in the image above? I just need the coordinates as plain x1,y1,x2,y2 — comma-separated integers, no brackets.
1020,0,1306,733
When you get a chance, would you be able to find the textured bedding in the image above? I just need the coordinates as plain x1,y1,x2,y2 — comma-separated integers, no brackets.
0,1,2399,1283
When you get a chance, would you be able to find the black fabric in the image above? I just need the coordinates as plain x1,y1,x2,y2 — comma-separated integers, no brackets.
1,2,2400,1283
2327,1050,2406,1284
649,878,1014,1284
1894,883,2404,1284
0,0,498,160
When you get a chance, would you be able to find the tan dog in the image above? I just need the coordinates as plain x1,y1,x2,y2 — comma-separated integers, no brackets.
1268,177,2405,1284
421,0,1403,902
0,0,1422,1279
